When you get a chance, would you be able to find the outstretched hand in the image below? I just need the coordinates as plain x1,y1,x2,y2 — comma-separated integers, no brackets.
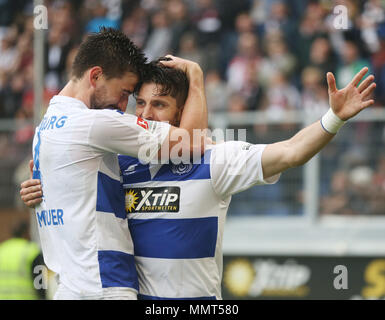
327,67,376,121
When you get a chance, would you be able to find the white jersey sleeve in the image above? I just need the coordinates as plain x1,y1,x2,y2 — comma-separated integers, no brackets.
88,110,170,163
210,141,280,198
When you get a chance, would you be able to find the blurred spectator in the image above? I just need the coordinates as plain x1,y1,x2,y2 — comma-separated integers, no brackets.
262,71,301,115
336,40,371,88
191,0,222,70
321,170,355,215
308,37,338,77
371,33,385,105
45,26,72,92
300,66,329,115
295,1,328,71
143,9,172,61
371,154,385,215
226,32,261,94
205,69,229,113
360,0,385,54
0,27,18,74
262,0,297,49
192,0,221,47
121,6,149,49
178,32,206,71
219,12,256,78
0,0,30,28
258,31,297,88
84,0,119,34
0,73,24,118
258,71,301,137
0,220,46,300
166,0,192,55
216,0,251,31
64,45,79,82
249,0,270,26
228,92,248,113
348,165,375,215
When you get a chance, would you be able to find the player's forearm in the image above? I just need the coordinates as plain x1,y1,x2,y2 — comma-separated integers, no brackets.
179,65,208,133
287,120,334,167
262,120,334,179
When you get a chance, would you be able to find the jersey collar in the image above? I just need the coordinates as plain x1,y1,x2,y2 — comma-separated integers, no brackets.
50,95,89,110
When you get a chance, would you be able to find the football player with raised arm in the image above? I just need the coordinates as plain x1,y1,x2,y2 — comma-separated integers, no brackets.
21,61,375,299
25,27,207,300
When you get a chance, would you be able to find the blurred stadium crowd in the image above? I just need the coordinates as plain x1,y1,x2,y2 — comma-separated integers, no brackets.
0,0,384,216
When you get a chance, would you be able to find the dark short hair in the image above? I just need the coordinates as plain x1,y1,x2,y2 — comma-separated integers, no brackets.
71,27,147,80
133,58,189,108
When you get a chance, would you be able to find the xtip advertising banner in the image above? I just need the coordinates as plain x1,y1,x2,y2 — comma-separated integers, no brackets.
222,256,385,300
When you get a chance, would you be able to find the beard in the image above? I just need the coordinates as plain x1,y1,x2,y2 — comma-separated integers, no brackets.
90,87,118,110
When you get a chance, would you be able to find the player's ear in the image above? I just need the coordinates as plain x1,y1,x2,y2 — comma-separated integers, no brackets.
89,66,103,88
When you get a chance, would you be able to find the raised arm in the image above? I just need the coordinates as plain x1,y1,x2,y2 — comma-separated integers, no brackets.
262,67,376,179
159,55,208,159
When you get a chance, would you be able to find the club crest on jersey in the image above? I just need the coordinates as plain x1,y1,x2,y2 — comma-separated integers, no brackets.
125,187,180,213
171,163,193,175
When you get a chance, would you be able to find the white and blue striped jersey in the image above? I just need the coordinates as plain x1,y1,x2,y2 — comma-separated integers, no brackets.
119,141,280,300
32,95,170,299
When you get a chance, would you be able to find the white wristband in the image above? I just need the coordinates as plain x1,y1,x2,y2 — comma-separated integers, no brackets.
320,108,346,134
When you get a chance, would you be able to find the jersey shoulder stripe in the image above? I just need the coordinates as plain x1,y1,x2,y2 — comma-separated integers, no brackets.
119,150,212,184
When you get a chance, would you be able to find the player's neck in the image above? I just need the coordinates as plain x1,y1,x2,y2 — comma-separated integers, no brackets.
58,79,92,109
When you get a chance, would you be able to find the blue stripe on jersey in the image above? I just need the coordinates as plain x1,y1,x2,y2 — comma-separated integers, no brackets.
153,150,212,181
129,217,218,259
98,250,139,290
119,150,212,183
138,294,216,300
96,172,126,219
32,130,42,180
119,155,151,185
152,162,210,181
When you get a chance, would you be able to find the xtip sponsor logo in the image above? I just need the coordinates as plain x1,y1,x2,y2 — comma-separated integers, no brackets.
224,258,311,298
125,187,180,213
